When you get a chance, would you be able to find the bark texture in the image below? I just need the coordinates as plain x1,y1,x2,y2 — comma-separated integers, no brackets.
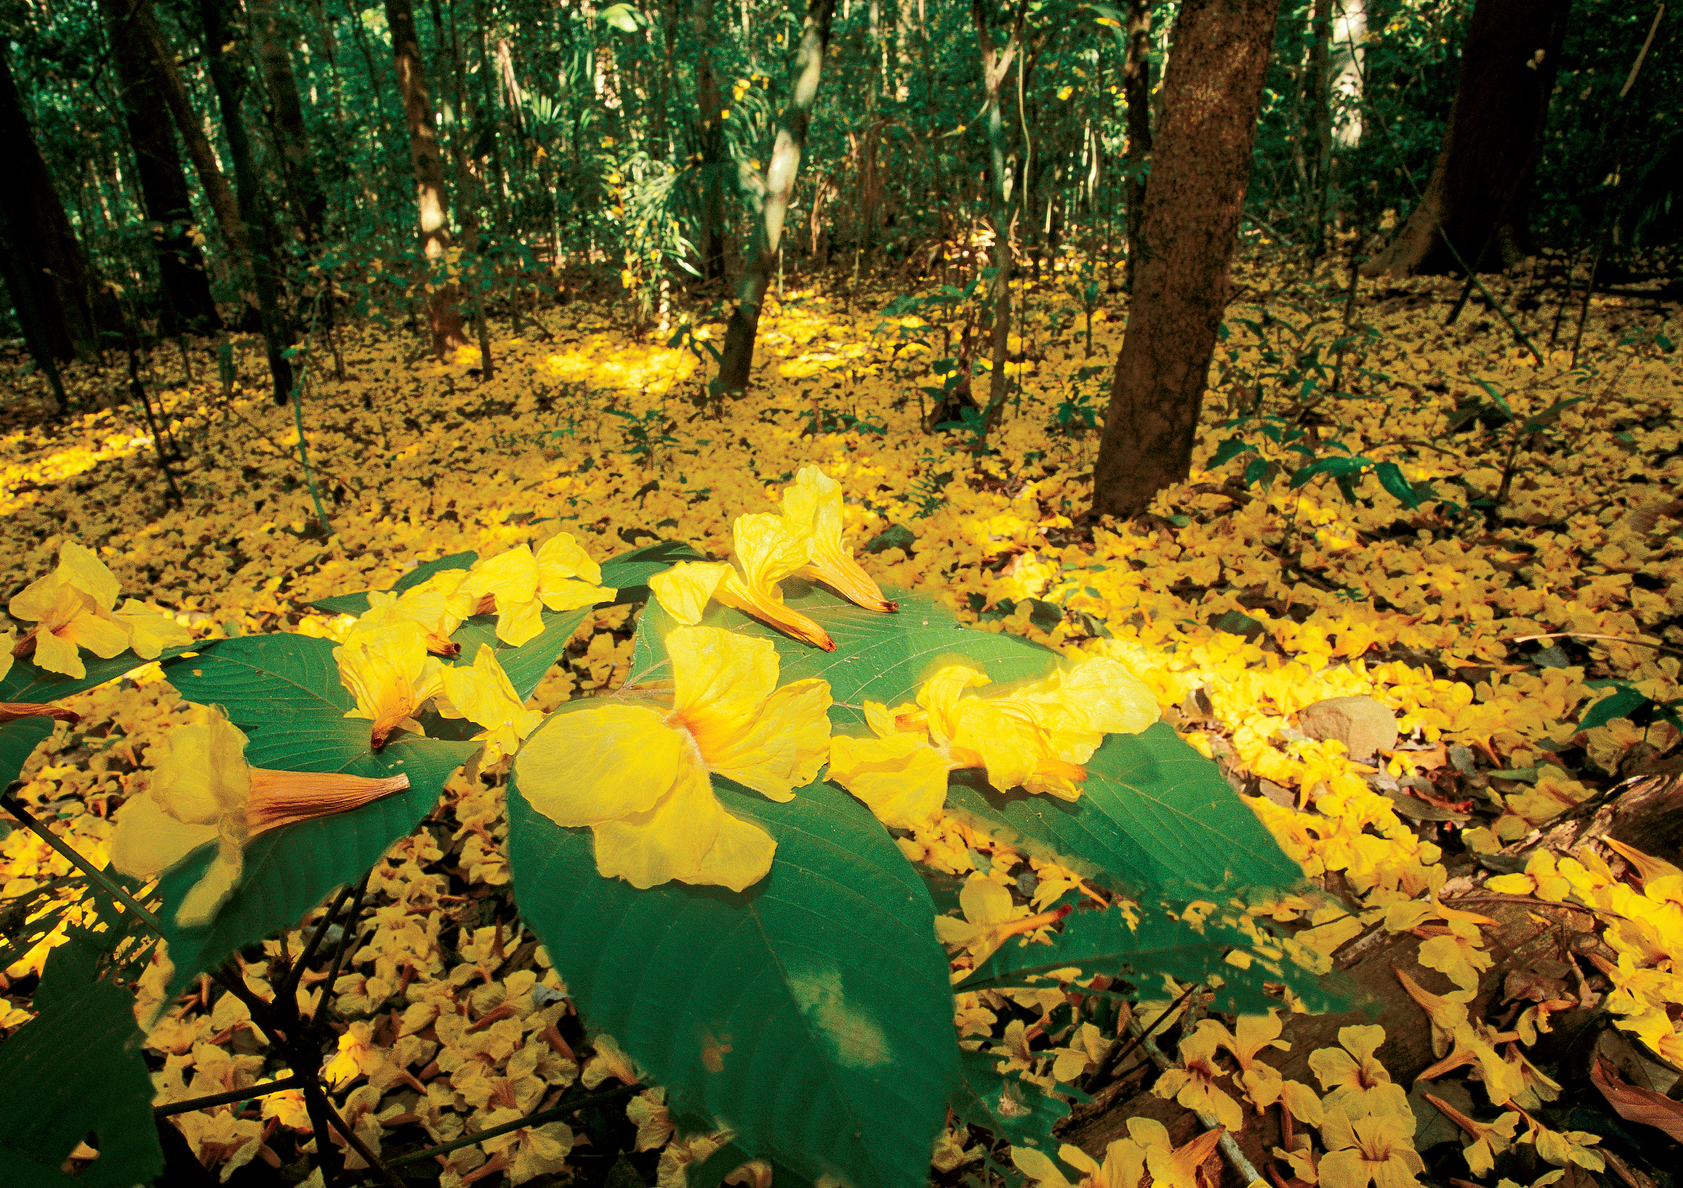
1363,0,1571,278
250,0,329,244
101,0,221,335
0,49,101,362
714,0,838,396
1120,0,1153,292
1091,0,1281,521
387,0,469,354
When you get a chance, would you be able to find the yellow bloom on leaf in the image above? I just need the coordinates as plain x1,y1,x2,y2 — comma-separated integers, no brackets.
458,534,615,647
653,515,835,651
358,569,473,656
335,619,447,749
438,645,546,764
828,656,1158,828
780,466,897,612
109,705,410,927
516,626,831,891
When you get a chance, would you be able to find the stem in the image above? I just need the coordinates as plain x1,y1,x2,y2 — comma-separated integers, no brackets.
1085,979,1198,1094
1131,1018,1266,1184
291,358,336,538
0,795,162,936
155,1074,309,1117
280,880,360,1006
325,1098,409,1188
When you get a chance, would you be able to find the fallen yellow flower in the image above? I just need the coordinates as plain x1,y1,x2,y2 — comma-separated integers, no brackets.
457,534,615,647
516,626,830,891
828,655,1158,827
8,541,190,678
335,619,447,749
109,705,410,926
437,645,546,764
652,513,835,651
780,466,897,612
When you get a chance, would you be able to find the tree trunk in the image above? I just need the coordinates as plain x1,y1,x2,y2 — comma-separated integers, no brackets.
100,0,221,336
1362,0,1570,278
0,48,101,363
200,0,294,405
973,0,1020,427
130,0,251,269
387,0,469,355
1091,0,1281,521
692,0,728,285
249,0,328,245
714,0,838,396
1121,0,1152,291
1308,0,1333,256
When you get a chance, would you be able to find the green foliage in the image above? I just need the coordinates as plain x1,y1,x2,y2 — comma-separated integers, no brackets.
508,770,959,1188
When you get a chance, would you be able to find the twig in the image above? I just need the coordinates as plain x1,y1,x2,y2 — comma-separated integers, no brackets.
1085,980,1199,1095
325,1098,409,1188
1130,1017,1266,1185
291,358,337,538
0,795,162,936
154,1074,309,1117
1506,631,1683,661
343,1083,643,1181
279,880,361,1007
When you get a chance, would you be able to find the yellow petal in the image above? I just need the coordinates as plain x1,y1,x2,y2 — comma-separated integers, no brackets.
688,807,778,891
706,677,832,802
916,664,991,738
66,608,137,660
539,577,616,613
116,599,193,659
733,513,810,589
517,703,683,826
464,545,541,606
667,626,778,755
56,541,121,611
152,709,254,827
335,620,443,746
176,839,244,928
827,732,950,829
782,466,896,613
30,627,86,678
714,571,835,651
591,760,722,887
108,794,219,880
495,596,547,647
650,561,732,625
8,574,66,624
536,531,605,588
439,645,545,762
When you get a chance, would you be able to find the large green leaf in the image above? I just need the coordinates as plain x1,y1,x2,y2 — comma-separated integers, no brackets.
944,725,1306,899
507,767,957,1188
0,644,198,705
0,931,163,1188
0,717,56,789
631,585,1303,899
164,633,351,721
959,901,1338,1014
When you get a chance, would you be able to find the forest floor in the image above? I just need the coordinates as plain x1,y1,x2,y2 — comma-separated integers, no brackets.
2,249,1682,1188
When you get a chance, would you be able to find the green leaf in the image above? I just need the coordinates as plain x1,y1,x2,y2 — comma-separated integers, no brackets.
600,4,643,32
960,902,1334,1013
0,932,163,1188
445,607,591,701
507,771,958,1188
948,1047,1069,1151
0,644,198,705
945,723,1304,899
1374,461,1421,510
1210,437,1255,467
165,633,352,722
1579,684,1650,733
0,717,56,788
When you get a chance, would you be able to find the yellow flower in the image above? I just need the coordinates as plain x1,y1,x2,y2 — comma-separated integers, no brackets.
516,626,831,891
780,466,897,612
480,1110,574,1185
359,570,473,656
828,656,1157,826
1308,1025,1411,1120
458,534,615,647
335,619,447,749
438,645,546,764
652,514,835,650
1318,1107,1426,1188
116,598,193,659
109,706,410,927
9,541,137,678
1154,1021,1244,1132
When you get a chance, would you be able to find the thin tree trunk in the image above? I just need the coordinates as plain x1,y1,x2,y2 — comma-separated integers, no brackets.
714,0,839,396
1363,0,1570,277
200,0,294,404
1308,0,1333,256
974,0,1020,428
693,0,728,285
100,0,221,335
249,0,328,244
1121,0,1152,291
387,0,469,354
130,0,251,268
0,48,102,363
1092,0,1282,521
